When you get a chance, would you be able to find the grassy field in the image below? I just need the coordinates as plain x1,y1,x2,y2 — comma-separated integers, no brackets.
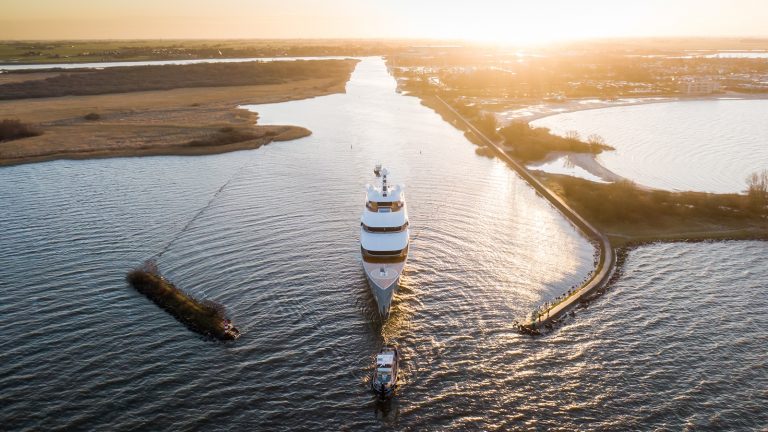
0,59,357,166
0,119,40,142
0,59,358,99
0,39,405,65
537,173,768,246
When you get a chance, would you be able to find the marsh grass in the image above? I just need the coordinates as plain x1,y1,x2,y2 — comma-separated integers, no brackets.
500,121,614,162
540,174,768,245
0,119,41,142
186,127,261,147
0,59,358,100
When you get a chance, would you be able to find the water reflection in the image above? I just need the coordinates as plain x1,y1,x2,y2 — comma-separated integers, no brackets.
533,99,768,192
0,56,352,71
0,56,575,430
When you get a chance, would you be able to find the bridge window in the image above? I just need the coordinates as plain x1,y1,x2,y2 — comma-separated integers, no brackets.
361,221,409,233
366,201,403,212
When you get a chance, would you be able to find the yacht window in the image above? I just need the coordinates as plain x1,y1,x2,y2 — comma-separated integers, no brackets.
366,200,403,212
361,245,409,263
362,221,409,233
366,249,403,256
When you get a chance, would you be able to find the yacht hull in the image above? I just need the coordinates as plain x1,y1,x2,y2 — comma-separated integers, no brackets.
362,260,406,318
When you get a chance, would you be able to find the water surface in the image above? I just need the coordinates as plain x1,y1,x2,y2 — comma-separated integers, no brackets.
0,56,350,71
532,99,768,192
0,57,594,430
1,58,765,431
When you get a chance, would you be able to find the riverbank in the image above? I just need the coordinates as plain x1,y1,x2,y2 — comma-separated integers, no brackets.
528,151,627,183
426,95,617,333
420,91,768,245
0,61,357,166
0,40,397,66
421,92,767,333
0,60,358,100
522,94,768,188
536,173,768,247
494,92,768,124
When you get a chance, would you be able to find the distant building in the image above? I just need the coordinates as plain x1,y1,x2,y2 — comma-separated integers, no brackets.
679,78,721,94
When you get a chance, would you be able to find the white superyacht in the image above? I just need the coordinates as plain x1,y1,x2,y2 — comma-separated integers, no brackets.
360,165,410,318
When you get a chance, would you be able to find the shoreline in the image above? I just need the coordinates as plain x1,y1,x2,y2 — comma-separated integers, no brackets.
425,95,617,334
535,172,768,248
527,151,628,184
0,124,310,167
420,91,767,334
0,74,352,167
497,92,768,124
507,92,768,187
0,56,347,69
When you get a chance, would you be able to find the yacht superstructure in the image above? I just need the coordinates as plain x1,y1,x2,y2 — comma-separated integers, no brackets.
360,165,409,318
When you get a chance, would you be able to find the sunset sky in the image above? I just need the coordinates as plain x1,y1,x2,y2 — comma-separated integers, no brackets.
3,0,768,42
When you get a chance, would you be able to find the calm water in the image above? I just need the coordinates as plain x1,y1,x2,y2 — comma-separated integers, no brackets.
532,99,768,193
0,58,765,430
701,52,768,59
527,156,608,183
0,56,350,71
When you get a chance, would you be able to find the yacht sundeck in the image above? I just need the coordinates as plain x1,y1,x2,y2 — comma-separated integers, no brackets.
360,165,409,318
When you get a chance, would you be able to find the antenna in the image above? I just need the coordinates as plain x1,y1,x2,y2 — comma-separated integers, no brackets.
381,167,389,196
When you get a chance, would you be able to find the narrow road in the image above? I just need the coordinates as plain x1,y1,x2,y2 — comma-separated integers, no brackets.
433,95,616,333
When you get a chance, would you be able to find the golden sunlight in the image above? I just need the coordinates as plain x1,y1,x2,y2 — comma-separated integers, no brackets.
405,0,669,44
2,0,767,41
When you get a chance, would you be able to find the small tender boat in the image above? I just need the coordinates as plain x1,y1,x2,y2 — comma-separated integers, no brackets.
371,345,399,399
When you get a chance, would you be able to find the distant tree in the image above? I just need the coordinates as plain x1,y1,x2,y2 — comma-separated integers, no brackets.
587,133,613,151
475,112,498,139
564,130,581,142
587,134,605,146
746,169,768,210
455,102,479,118
499,121,532,142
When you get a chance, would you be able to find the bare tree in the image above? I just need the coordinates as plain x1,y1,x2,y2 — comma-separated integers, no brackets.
564,130,581,142
746,169,768,209
587,134,606,146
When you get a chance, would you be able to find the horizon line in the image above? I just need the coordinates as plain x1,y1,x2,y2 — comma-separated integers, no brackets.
3,35,768,43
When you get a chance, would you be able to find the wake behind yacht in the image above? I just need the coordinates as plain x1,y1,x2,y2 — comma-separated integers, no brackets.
360,165,409,318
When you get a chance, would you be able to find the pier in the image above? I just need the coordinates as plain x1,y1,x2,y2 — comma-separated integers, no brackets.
432,95,617,333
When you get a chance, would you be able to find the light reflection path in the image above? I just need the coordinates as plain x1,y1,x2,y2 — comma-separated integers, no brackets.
430,95,615,333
